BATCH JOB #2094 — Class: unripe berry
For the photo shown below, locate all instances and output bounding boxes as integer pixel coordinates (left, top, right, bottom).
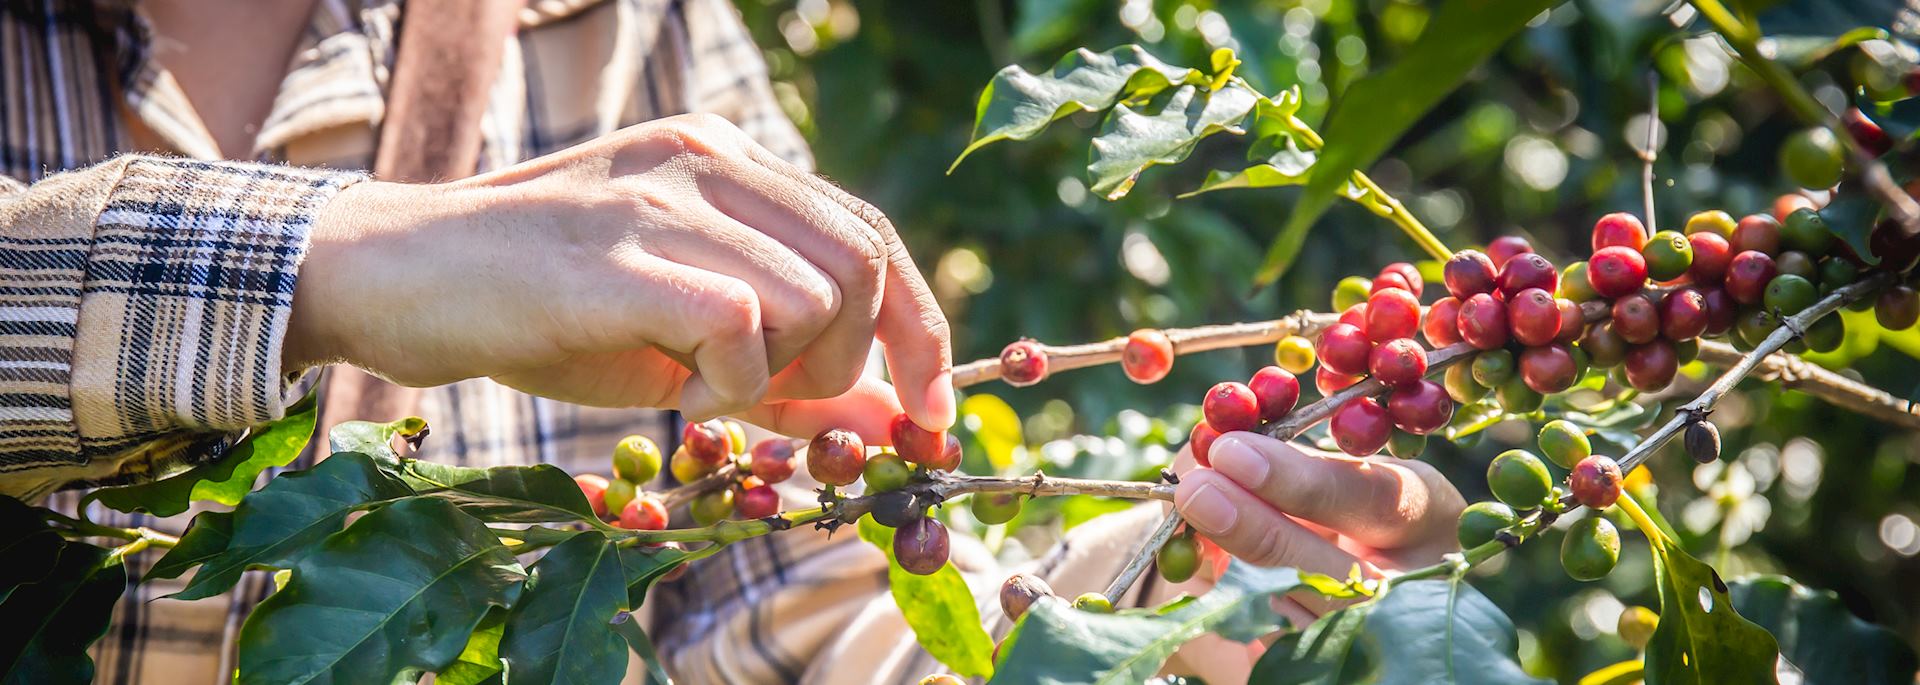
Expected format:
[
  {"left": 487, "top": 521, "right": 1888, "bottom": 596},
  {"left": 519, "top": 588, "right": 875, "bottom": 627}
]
[
  {"left": 1580, "top": 322, "right": 1629, "bottom": 368},
  {"left": 1274, "top": 335, "right": 1316, "bottom": 374},
  {"left": 1487, "top": 450, "right": 1553, "bottom": 509},
  {"left": 1593, "top": 212, "right": 1648, "bottom": 251},
  {"left": 1624, "top": 340, "right": 1679, "bottom": 392},
  {"left": 1559, "top": 261, "right": 1601, "bottom": 302},
  {"left": 1554, "top": 298, "right": 1586, "bottom": 344},
  {"left": 1641, "top": 231, "right": 1694, "bottom": 282},
  {"left": 1486, "top": 236, "right": 1534, "bottom": 269},
  {"left": 1072, "top": 592, "right": 1115, "bottom": 613},
  {"left": 1329, "top": 397, "right": 1392, "bottom": 456},
  {"left": 1315, "top": 323, "right": 1373, "bottom": 375},
  {"left": 808, "top": 428, "right": 868, "bottom": 487},
  {"left": 1687, "top": 232, "right": 1732, "bottom": 284},
  {"left": 1763, "top": 274, "right": 1818, "bottom": 316},
  {"left": 971, "top": 492, "right": 1023, "bottom": 525},
  {"left": 613, "top": 435, "right": 663, "bottom": 484},
  {"left": 1520, "top": 344, "right": 1579, "bottom": 394},
  {"left": 1804, "top": 314, "right": 1846, "bottom": 353},
  {"left": 1457, "top": 293, "right": 1511, "bottom": 350},
  {"left": 1660, "top": 287, "right": 1709, "bottom": 342},
  {"left": 1507, "top": 288, "right": 1561, "bottom": 346},
  {"left": 689, "top": 488, "right": 735, "bottom": 526},
  {"left": 1735, "top": 308, "right": 1777, "bottom": 350},
  {"left": 575, "top": 474, "right": 611, "bottom": 518},
  {"left": 1445, "top": 250, "right": 1499, "bottom": 298},
  {"left": 749, "top": 439, "right": 799, "bottom": 484},
  {"left": 1536, "top": 419, "right": 1591, "bottom": 469},
  {"left": 683, "top": 419, "right": 731, "bottom": 466},
  {"left": 1731, "top": 214, "right": 1782, "bottom": 256},
  {"left": 734, "top": 476, "right": 781, "bottom": 519},
  {"left": 999, "top": 339, "right": 1049, "bottom": 386},
  {"left": 1569, "top": 455, "right": 1623, "bottom": 509},
  {"left": 725, "top": 420, "right": 748, "bottom": 455},
  {"left": 670, "top": 446, "right": 715, "bottom": 484},
  {"left": 863, "top": 453, "right": 912, "bottom": 493},
  {"left": 999, "top": 573, "right": 1054, "bottom": 621},
  {"left": 1334, "top": 276, "right": 1374, "bottom": 311},
  {"left": 1499, "top": 374, "right": 1546, "bottom": 410},
  {"left": 1388, "top": 431, "right": 1427, "bottom": 459},
  {"left": 1775, "top": 250, "right": 1817, "bottom": 281},
  {"left": 1121, "top": 329, "right": 1175, "bottom": 384},
  {"left": 1497, "top": 253, "right": 1559, "bottom": 299},
  {"left": 1157, "top": 531, "right": 1202, "bottom": 583},
  {"left": 894, "top": 517, "right": 950, "bottom": 576},
  {"left": 1611, "top": 293, "right": 1660, "bottom": 344},
  {"left": 1685, "top": 420, "right": 1722, "bottom": 464},
  {"left": 1780, "top": 128, "right": 1846, "bottom": 190},
  {"left": 1188, "top": 420, "right": 1221, "bottom": 467},
  {"left": 1457, "top": 501, "right": 1519, "bottom": 548},
  {"left": 1819, "top": 258, "right": 1859, "bottom": 295},
  {"left": 1379, "top": 262, "right": 1425, "bottom": 295},
  {"left": 1587, "top": 246, "right": 1648, "bottom": 298},
  {"left": 1561, "top": 517, "right": 1622, "bottom": 581},
  {"left": 1316, "top": 367, "right": 1363, "bottom": 396},
  {"left": 1444, "top": 363, "right": 1488, "bottom": 404},
  {"left": 1366, "top": 288, "right": 1422, "bottom": 341},
  {"left": 1203, "top": 382, "right": 1261, "bottom": 433},
  {"left": 1248, "top": 366, "right": 1301, "bottom": 422},
  {"left": 618, "top": 495, "right": 670, "bottom": 531},
  {"left": 1701, "top": 288, "right": 1738, "bottom": 336},
  {"left": 603, "top": 478, "right": 637, "bottom": 517},
  {"left": 889, "top": 413, "right": 946, "bottom": 466},
  {"left": 1877, "top": 285, "right": 1920, "bottom": 329},
  {"left": 1618, "top": 607, "right": 1660, "bottom": 650},
  {"left": 1369, "top": 338, "right": 1428, "bottom": 386},
  {"left": 1781, "top": 208, "right": 1835, "bottom": 256},
  {"left": 1471, "top": 349, "right": 1516, "bottom": 388},
  {"left": 926, "top": 433, "right": 963, "bottom": 473},
  {"left": 1424, "top": 296, "right": 1465, "bottom": 347},
  {"left": 1386, "top": 379, "right": 1453, "bottom": 435},
  {"left": 1685, "top": 210, "right": 1737, "bottom": 237}
]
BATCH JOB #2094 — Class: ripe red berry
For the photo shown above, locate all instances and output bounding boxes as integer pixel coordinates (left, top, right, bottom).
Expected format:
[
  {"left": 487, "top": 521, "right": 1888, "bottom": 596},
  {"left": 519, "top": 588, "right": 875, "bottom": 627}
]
[
  {"left": 1316, "top": 322, "right": 1373, "bottom": 375},
  {"left": 1660, "top": 288, "right": 1709, "bottom": 341},
  {"left": 1203, "top": 382, "right": 1261, "bottom": 433},
  {"left": 1569, "top": 456, "right": 1624, "bottom": 509},
  {"left": 1592, "top": 212, "right": 1648, "bottom": 251},
  {"left": 1487, "top": 236, "right": 1535, "bottom": 269},
  {"left": 1773, "top": 194, "right": 1817, "bottom": 223},
  {"left": 684, "top": 419, "right": 731, "bottom": 466},
  {"left": 575, "top": 474, "right": 611, "bottom": 518},
  {"left": 734, "top": 477, "right": 781, "bottom": 519},
  {"left": 1339, "top": 303, "right": 1369, "bottom": 328},
  {"left": 1497, "top": 253, "right": 1559, "bottom": 298},
  {"left": 1611, "top": 293, "right": 1661, "bottom": 344},
  {"left": 1731, "top": 214, "right": 1783, "bottom": 256},
  {"left": 1624, "top": 341, "right": 1679, "bottom": 391},
  {"left": 1725, "top": 251, "right": 1778, "bottom": 304},
  {"left": 926, "top": 433, "right": 963, "bottom": 473},
  {"left": 1366, "top": 288, "right": 1422, "bottom": 341},
  {"left": 749, "top": 439, "right": 799, "bottom": 484},
  {"left": 1188, "top": 420, "right": 1222, "bottom": 467},
  {"left": 618, "top": 495, "right": 670, "bottom": 530},
  {"left": 1316, "top": 367, "right": 1363, "bottom": 396},
  {"left": 999, "top": 339, "right": 1049, "bottom": 386},
  {"left": 1554, "top": 298, "right": 1585, "bottom": 344},
  {"left": 807, "top": 428, "right": 867, "bottom": 487},
  {"left": 1457, "top": 293, "right": 1511, "bottom": 350},
  {"left": 1520, "top": 344, "right": 1579, "bottom": 394},
  {"left": 1424, "top": 297, "right": 1465, "bottom": 347},
  {"left": 1587, "top": 246, "right": 1649, "bottom": 298},
  {"left": 1371, "top": 271, "right": 1415, "bottom": 294},
  {"left": 1379, "top": 262, "right": 1425, "bottom": 294},
  {"left": 1877, "top": 285, "right": 1920, "bottom": 329},
  {"left": 1121, "top": 329, "right": 1176, "bottom": 384},
  {"left": 1369, "top": 338, "right": 1428, "bottom": 385},
  {"left": 1507, "top": 288, "right": 1562, "bottom": 346},
  {"left": 1248, "top": 366, "right": 1301, "bottom": 422},
  {"left": 894, "top": 517, "right": 951, "bottom": 576},
  {"left": 1329, "top": 397, "right": 1393, "bottom": 456},
  {"left": 1701, "top": 288, "right": 1738, "bottom": 335},
  {"left": 1444, "top": 250, "right": 1499, "bottom": 298},
  {"left": 1386, "top": 380, "right": 1453, "bottom": 435},
  {"left": 1845, "top": 107, "right": 1894, "bottom": 157},
  {"left": 1687, "top": 232, "right": 1732, "bottom": 284},
  {"left": 890, "top": 413, "right": 947, "bottom": 466}
]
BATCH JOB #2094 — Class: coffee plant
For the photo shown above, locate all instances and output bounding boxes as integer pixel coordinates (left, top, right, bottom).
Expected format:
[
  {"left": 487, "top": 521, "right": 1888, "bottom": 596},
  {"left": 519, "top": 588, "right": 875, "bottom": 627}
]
[{"left": 13, "top": 2, "right": 1920, "bottom": 684}]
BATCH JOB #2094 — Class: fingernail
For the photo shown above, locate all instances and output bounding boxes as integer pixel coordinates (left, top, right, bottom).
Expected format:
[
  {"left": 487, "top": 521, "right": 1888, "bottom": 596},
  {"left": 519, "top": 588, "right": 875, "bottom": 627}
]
[
  {"left": 1210, "top": 436, "right": 1269, "bottom": 488},
  {"left": 1180, "top": 483, "right": 1238, "bottom": 535},
  {"left": 921, "top": 370, "right": 956, "bottom": 430}
]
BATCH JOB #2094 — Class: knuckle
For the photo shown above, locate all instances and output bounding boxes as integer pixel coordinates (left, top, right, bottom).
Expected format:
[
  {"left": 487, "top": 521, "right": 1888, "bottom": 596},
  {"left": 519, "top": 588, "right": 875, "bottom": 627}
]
[{"left": 1245, "top": 528, "right": 1299, "bottom": 567}]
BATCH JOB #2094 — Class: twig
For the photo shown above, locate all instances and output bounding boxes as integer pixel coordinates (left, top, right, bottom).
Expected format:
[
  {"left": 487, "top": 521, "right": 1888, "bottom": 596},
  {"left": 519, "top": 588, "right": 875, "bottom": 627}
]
[
  {"left": 1692, "top": 340, "right": 1920, "bottom": 429},
  {"left": 952, "top": 312, "right": 1337, "bottom": 387},
  {"left": 1640, "top": 70, "right": 1660, "bottom": 233},
  {"left": 659, "top": 462, "right": 741, "bottom": 510},
  {"left": 1278, "top": 109, "right": 1454, "bottom": 262},
  {"left": 43, "top": 511, "right": 180, "bottom": 550},
  {"left": 1103, "top": 509, "right": 1181, "bottom": 603}
]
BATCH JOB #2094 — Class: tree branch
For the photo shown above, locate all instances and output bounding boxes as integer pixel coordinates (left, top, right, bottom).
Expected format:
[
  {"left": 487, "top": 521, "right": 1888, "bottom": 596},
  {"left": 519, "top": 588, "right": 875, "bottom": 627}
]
[{"left": 952, "top": 312, "right": 1337, "bottom": 388}]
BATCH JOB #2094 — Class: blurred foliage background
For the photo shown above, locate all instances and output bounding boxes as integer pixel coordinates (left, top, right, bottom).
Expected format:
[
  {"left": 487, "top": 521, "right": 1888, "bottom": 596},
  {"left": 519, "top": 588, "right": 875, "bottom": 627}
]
[{"left": 732, "top": 0, "right": 1920, "bottom": 680}]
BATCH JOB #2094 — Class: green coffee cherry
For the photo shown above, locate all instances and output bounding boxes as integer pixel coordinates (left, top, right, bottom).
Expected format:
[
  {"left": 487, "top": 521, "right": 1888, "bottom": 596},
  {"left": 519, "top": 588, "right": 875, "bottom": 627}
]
[
  {"left": 863, "top": 453, "right": 912, "bottom": 493},
  {"left": 1457, "top": 501, "right": 1519, "bottom": 548},
  {"left": 1487, "top": 450, "right": 1553, "bottom": 509},
  {"left": 1472, "top": 349, "right": 1516, "bottom": 388},
  {"left": 1642, "top": 231, "right": 1694, "bottom": 282},
  {"left": 603, "top": 478, "right": 638, "bottom": 516},
  {"left": 690, "top": 489, "right": 736, "bottom": 526},
  {"left": 1781, "top": 208, "right": 1836, "bottom": 255},
  {"left": 1157, "top": 531, "right": 1201, "bottom": 583},
  {"left": 1805, "top": 314, "right": 1846, "bottom": 353},
  {"left": 1561, "top": 517, "right": 1622, "bottom": 581},
  {"left": 1445, "top": 363, "right": 1489, "bottom": 404},
  {"left": 1780, "top": 129, "right": 1845, "bottom": 190},
  {"left": 1334, "top": 276, "right": 1373, "bottom": 311},
  {"left": 1072, "top": 592, "right": 1114, "bottom": 613},
  {"left": 971, "top": 492, "right": 1024, "bottom": 525},
  {"left": 1496, "top": 376, "right": 1544, "bottom": 413},
  {"left": 1763, "top": 274, "right": 1819, "bottom": 316},
  {"left": 1536, "top": 420, "right": 1591, "bottom": 470},
  {"left": 613, "top": 435, "right": 663, "bottom": 483},
  {"left": 1388, "top": 431, "right": 1427, "bottom": 459}
]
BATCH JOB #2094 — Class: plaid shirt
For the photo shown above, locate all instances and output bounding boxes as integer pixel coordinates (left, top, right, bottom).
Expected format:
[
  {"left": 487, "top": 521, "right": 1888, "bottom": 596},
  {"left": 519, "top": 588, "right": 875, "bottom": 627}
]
[{"left": 0, "top": 2, "right": 1187, "bottom": 683}]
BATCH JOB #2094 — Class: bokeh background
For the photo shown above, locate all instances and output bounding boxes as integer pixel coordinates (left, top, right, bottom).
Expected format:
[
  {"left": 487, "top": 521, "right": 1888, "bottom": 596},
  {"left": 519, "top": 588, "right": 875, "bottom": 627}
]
[{"left": 732, "top": 0, "right": 1920, "bottom": 680}]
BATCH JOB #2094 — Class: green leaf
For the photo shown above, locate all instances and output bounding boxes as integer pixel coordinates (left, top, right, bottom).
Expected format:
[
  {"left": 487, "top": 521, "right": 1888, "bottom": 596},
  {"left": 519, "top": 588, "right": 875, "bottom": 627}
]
[
  {"left": 1729, "top": 575, "right": 1917, "bottom": 684},
  {"left": 236, "top": 497, "right": 526, "bottom": 685},
  {"left": 164, "top": 452, "right": 412, "bottom": 601},
  {"left": 1767, "top": 27, "right": 1889, "bottom": 68},
  {"left": 1086, "top": 83, "right": 1261, "bottom": 199},
  {"left": 0, "top": 497, "right": 64, "bottom": 601},
  {"left": 1183, "top": 88, "right": 1319, "bottom": 197},
  {"left": 400, "top": 460, "right": 605, "bottom": 526},
  {"left": 1184, "top": 140, "right": 1317, "bottom": 196},
  {"left": 1254, "top": 0, "right": 1554, "bottom": 288},
  {"left": 328, "top": 415, "right": 428, "bottom": 467},
  {"left": 87, "top": 393, "right": 318, "bottom": 517},
  {"left": 610, "top": 610, "right": 673, "bottom": 685},
  {"left": 1818, "top": 192, "right": 1881, "bottom": 267},
  {"left": 0, "top": 543, "right": 127, "bottom": 685},
  {"left": 952, "top": 45, "right": 1206, "bottom": 171},
  {"left": 436, "top": 610, "right": 507, "bottom": 685},
  {"left": 857, "top": 515, "right": 994, "bottom": 678},
  {"left": 616, "top": 544, "right": 701, "bottom": 610},
  {"left": 1641, "top": 532, "right": 1782, "bottom": 683},
  {"left": 145, "top": 510, "right": 234, "bottom": 582},
  {"left": 500, "top": 532, "right": 631, "bottom": 685},
  {"left": 1249, "top": 578, "right": 1548, "bottom": 685},
  {"left": 990, "top": 561, "right": 1305, "bottom": 684}
]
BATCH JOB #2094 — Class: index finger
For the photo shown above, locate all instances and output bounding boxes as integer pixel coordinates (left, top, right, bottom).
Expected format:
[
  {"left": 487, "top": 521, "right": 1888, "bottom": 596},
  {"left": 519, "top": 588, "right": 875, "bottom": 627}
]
[{"left": 1203, "top": 432, "right": 1465, "bottom": 549}]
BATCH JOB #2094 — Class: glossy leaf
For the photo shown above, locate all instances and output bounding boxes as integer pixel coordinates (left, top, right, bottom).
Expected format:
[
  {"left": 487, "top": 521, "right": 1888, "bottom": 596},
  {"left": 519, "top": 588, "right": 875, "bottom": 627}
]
[
  {"left": 1248, "top": 578, "right": 1548, "bottom": 685},
  {"left": 1087, "top": 83, "right": 1260, "bottom": 199},
  {"left": 436, "top": 610, "right": 507, "bottom": 685},
  {"left": 501, "top": 532, "right": 631, "bottom": 685},
  {"left": 144, "top": 510, "right": 233, "bottom": 582},
  {"left": 0, "top": 543, "right": 126, "bottom": 685},
  {"left": 1184, "top": 88, "right": 1318, "bottom": 196},
  {"left": 857, "top": 515, "right": 994, "bottom": 679},
  {"left": 1819, "top": 192, "right": 1881, "bottom": 267},
  {"left": 88, "top": 393, "right": 318, "bottom": 517},
  {"left": 952, "top": 45, "right": 1207, "bottom": 170},
  {"left": 328, "top": 415, "right": 428, "bottom": 466},
  {"left": 1641, "top": 532, "right": 1781, "bottom": 683},
  {"left": 1729, "top": 575, "right": 1917, "bottom": 684},
  {"left": 0, "top": 497, "right": 64, "bottom": 601},
  {"left": 400, "top": 460, "right": 604, "bottom": 525},
  {"left": 236, "top": 497, "right": 526, "bottom": 685},
  {"left": 617, "top": 544, "right": 701, "bottom": 610},
  {"left": 609, "top": 610, "right": 673, "bottom": 685}
]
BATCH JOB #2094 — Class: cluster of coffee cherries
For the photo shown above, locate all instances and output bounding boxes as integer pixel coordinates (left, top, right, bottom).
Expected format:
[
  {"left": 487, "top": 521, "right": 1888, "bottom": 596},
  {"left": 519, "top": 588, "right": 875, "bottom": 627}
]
[
  {"left": 1457, "top": 421, "right": 1628, "bottom": 581},
  {"left": 808, "top": 414, "right": 964, "bottom": 575},
  {"left": 572, "top": 419, "right": 803, "bottom": 531}
]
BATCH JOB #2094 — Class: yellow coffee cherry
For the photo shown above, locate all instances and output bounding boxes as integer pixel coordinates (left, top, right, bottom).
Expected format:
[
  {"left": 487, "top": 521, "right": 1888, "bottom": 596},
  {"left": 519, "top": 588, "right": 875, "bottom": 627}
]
[{"left": 1273, "top": 335, "right": 1316, "bottom": 375}]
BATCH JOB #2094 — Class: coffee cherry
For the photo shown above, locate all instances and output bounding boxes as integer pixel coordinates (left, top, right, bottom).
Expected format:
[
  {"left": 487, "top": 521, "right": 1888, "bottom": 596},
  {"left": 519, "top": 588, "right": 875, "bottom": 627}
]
[
  {"left": 1593, "top": 212, "right": 1649, "bottom": 251},
  {"left": 1330, "top": 397, "right": 1392, "bottom": 456},
  {"left": 1378, "top": 262, "right": 1425, "bottom": 294},
  {"left": 1618, "top": 606, "right": 1660, "bottom": 650},
  {"left": 888, "top": 413, "right": 945, "bottom": 467},
  {"left": 1773, "top": 193, "right": 1818, "bottom": 222},
  {"left": 1553, "top": 298, "right": 1586, "bottom": 344},
  {"left": 1372, "top": 271, "right": 1414, "bottom": 294},
  {"left": 919, "top": 675, "right": 965, "bottom": 685},
  {"left": 1520, "top": 344, "right": 1579, "bottom": 394},
  {"left": 1624, "top": 340, "right": 1678, "bottom": 392},
  {"left": 1458, "top": 293, "right": 1511, "bottom": 350},
  {"left": 1678, "top": 233, "right": 1728, "bottom": 287},
  {"left": 999, "top": 339, "right": 1051, "bottom": 387},
  {"left": 1339, "top": 303, "right": 1370, "bottom": 328},
  {"left": 1507, "top": 288, "right": 1561, "bottom": 346},
  {"left": 1734, "top": 308, "right": 1776, "bottom": 350},
  {"left": 612, "top": 435, "right": 663, "bottom": 484},
  {"left": 1388, "top": 431, "right": 1427, "bottom": 459},
  {"left": 1775, "top": 250, "right": 1817, "bottom": 281},
  {"left": 575, "top": 474, "right": 612, "bottom": 518},
  {"left": 1701, "top": 288, "right": 1738, "bottom": 335},
  {"left": 1487, "top": 236, "right": 1535, "bottom": 269},
  {"left": 603, "top": 478, "right": 638, "bottom": 517},
  {"left": 684, "top": 419, "right": 731, "bottom": 466},
  {"left": 1781, "top": 127, "right": 1846, "bottom": 189},
  {"left": 1488, "top": 450, "right": 1553, "bottom": 509},
  {"left": 1685, "top": 210, "right": 1737, "bottom": 237},
  {"left": 1424, "top": 296, "right": 1465, "bottom": 347},
  {"left": 1444, "top": 363, "right": 1489, "bottom": 404},
  {"left": 1763, "top": 274, "right": 1818, "bottom": 317},
  {"left": 1555, "top": 263, "right": 1596, "bottom": 303},
  {"left": 1580, "top": 322, "right": 1629, "bottom": 368},
  {"left": 1471, "top": 349, "right": 1516, "bottom": 388},
  {"left": 1316, "top": 367, "right": 1363, "bottom": 396},
  {"left": 1725, "top": 251, "right": 1778, "bottom": 304},
  {"left": 1732, "top": 214, "right": 1782, "bottom": 256},
  {"left": 735, "top": 477, "right": 781, "bottom": 519},
  {"left": 1611, "top": 293, "right": 1660, "bottom": 344},
  {"left": 1588, "top": 246, "right": 1649, "bottom": 298},
  {"left": 1818, "top": 258, "right": 1860, "bottom": 295},
  {"left": 1458, "top": 501, "right": 1519, "bottom": 548},
  {"left": 1188, "top": 420, "right": 1222, "bottom": 467},
  {"left": 1369, "top": 338, "right": 1428, "bottom": 385},
  {"left": 1203, "top": 382, "right": 1262, "bottom": 433},
  {"left": 808, "top": 428, "right": 868, "bottom": 487},
  {"left": 749, "top": 439, "right": 799, "bottom": 484},
  {"left": 1569, "top": 455, "right": 1623, "bottom": 509},
  {"left": 1366, "top": 288, "right": 1422, "bottom": 341},
  {"left": 1387, "top": 379, "right": 1453, "bottom": 435},
  {"left": 1641, "top": 231, "right": 1694, "bottom": 282},
  {"left": 1072, "top": 592, "right": 1115, "bottom": 613},
  {"left": 1869, "top": 220, "right": 1920, "bottom": 272},
  {"left": 1157, "top": 531, "right": 1202, "bottom": 583},
  {"left": 1801, "top": 314, "right": 1843, "bottom": 353},
  {"left": 864, "top": 453, "right": 912, "bottom": 493},
  {"left": 725, "top": 421, "right": 748, "bottom": 455},
  {"left": 1685, "top": 420, "right": 1722, "bottom": 464},
  {"left": 1537, "top": 420, "right": 1591, "bottom": 469},
  {"left": 1845, "top": 107, "right": 1894, "bottom": 155},
  {"left": 1316, "top": 323, "right": 1372, "bottom": 376},
  {"left": 1497, "top": 253, "right": 1559, "bottom": 299},
  {"left": 1249, "top": 366, "right": 1302, "bottom": 422},
  {"left": 1445, "top": 250, "right": 1499, "bottom": 298},
  {"left": 670, "top": 446, "right": 715, "bottom": 484},
  {"left": 927, "top": 433, "right": 963, "bottom": 473},
  {"left": 1000, "top": 573, "right": 1054, "bottom": 621},
  {"left": 1121, "top": 329, "right": 1176, "bottom": 384},
  {"left": 1561, "top": 517, "right": 1621, "bottom": 581},
  {"left": 1877, "top": 285, "right": 1920, "bottom": 329},
  {"left": 1334, "top": 276, "right": 1374, "bottom": 311},
  {"left": 1660, "top": 287, "right": 1709, "bottom": 342},
  {"left": 970, "top": 492, "right": 1023, "bottom": 525},
  {"left": 1274, "top": 335, "right": 1317, "bottom": 374},
  {"left": 894, "top": 517, "right": 951, "bottom": 575},
  {"left": 618, "top": 495, "right": 670, "bottom": 531},
  {"left": 1500, "top": 374, "right": 1546, "bottom": 412},
  {"left": 690, "top": 488, "right": 735, "bottom": 526},
  {"left": 1781, "top": 208, "right": 1835, "bottom": 255}
]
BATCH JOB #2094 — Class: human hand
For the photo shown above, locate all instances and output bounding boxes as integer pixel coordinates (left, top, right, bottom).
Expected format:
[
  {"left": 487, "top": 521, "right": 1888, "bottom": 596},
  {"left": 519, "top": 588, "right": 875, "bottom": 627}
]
[{"left": 285, "top": 113, "right": 955, "bottom": 436}]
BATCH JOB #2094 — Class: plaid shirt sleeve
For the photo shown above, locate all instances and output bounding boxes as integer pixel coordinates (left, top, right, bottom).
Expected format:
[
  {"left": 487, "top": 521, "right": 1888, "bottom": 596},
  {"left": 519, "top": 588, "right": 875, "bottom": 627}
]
[{"left": 0, "top": 156, "right": 364, "bottom": 499}]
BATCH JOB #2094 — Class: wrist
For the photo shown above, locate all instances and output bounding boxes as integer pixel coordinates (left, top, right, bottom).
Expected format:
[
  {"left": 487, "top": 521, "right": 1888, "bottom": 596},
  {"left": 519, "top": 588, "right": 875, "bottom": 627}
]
[{"left": 284, "top": 181, "right": 413, "bottom": 373}]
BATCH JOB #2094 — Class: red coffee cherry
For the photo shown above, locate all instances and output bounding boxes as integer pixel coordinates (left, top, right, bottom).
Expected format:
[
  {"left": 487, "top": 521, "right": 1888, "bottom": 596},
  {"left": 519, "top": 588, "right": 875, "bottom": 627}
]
[
  {"left": 1121, "top": 329, "right": 1176, "bottom": 384},
  {"left": 1423, "top": 296, "right": 1465, "bottom": 347},
  {"left": 734, "top": 476, "right": 781, "bottom": 519},
  {"left": 1660, "top": 288, "right": 1709, "bottom": 341},
  {"left": 999, "top": 573, "right": 1055, "bottom": 621},
  {"left": 1773, "top": 193, "right": 1817, "bottom": 223},
  {"left": 1339, "top": 303, "right": 1370, "bottom": 328},
  {"left": 926, "top": 433, "right": 963, "bottom": 473},
  {"left": 1316, "top": 367, "right": 1364, "bottom": 396},
  {"left": 1701, "top": 287, "right": 1738, "bottom": 335},
  {"left": 1592, "top": 212, "right": 1648, "bottom": 251},
  {"left": 890, "top": 413, "right": 947, "bottom": 466},
  {"left": 1877, "top": 285, "right": 1920, "bottom": 329},
  {"left": 999, "top": 339, "right": 1049, "bottom": 386},
  {"left": 749, "top": 439, "right": 799, "bottom": 484},
  {"left": 1444, "top": 249, "right": 1499, "bottom": 298},
  {"left": 1580, "top": 322, "right": 1629, "bottom": 368},
  {"left": 1587, "top": 246, "right": 1649, "bottom": 298},
  {"left": 1554, "top": 298, "right": 1586, "bottom": 344},
  {"left": 684, "top": 419, "right": 731, "bottom": 466},
  {"left": 1497, "top": 253, "right": 1560, "bottom": 298},
  {"left": 1457, "top": 293, "right": 1511, "bottom": 350},
  {"left": 1329, "top": 397, "right": 1392, "bottom": 456},
  {"left": 618, "top": 495, "right": 671, "bottom": 530},
  {"left": 1845, "top": 107, "right": 1894, "bottom": 157},
  {"left": 1487, "top": 236, "right": 1535, "bottom": 269},
  {"left": 1316, "top": 322, "right": 1373, "bottom": 375},
  {"left": 1687, "top": 232, "right": 1732, "bottom": 284},
  {"left": 575, "top": 474, "right": 611, "bottom": 518},
  {"left": 1248, "top": 366, "right": 1301, "bottom": 422},
  {"left": 1611, "top": 293, "right": 1661, "bottom": 344},
  {"left": 1724, "top": 251, "right": 1778, "bottom": 304},
  {"left": 894, "top": 517, "right": 951, "bottom": 576},
  {"left": 1386, "top": 379, "right": 1453, "bottom": 435},
  {"left": 807, "top": 428, "right": 868, "bottom": 487},
  {"left": 1203, "top": 382, "right": 1262, "bottom": 433},
  {"left": 1369, "top": 338, "right": 1428, "bottom": 385},
  {"left": 1379, "top": 262, "right": 1425, "bottom": 294},
  {"left": 1507, "top": 288, "right": 1562, "bottom": 346},
  {"left": 1624, "top": 341, "right": 1679, "bottom": 391},
  {"left": 1366, "top": 288, "right": 1423, "bottom": 341},
  {"left": 1520, "top": 344, "right": 1578, "bottom": 394},
  {"left": 1569, "top": 455, "right": 1624, "bottom": 509},
  {"left": 1372, "top": 271, "right": 1415, "bottom": 294},
  {"left": 1188, "top": 421, "right": 1222, "bottom": 467},
  {"left": 1731, "top": 214, "right": 1783, "bottom": 256}
]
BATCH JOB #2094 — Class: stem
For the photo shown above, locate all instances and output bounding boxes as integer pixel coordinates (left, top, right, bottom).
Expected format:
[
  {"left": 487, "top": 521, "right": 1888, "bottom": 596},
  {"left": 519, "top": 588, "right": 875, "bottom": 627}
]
[
  {"left": 1103, "top": 509, "right": 1181, "bottom": 603},
  {"left": 1282, "top": 110, "right": 1452, "bottom": 262},
  {"left": 1692, "top": 340, "right": 1920, "bottom": 429},
  {"left": 1615, "top": 495, "right": 1666, "bottom": 547},
  {"left": 1640, "top": 70, "right": 1660, "bottom": 232},
  {"left": 952, "top": 312, "right": 1337, "bottom": 387},
  {"left": 44, "top": 511, "right": 179, "bottom": 550}
]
